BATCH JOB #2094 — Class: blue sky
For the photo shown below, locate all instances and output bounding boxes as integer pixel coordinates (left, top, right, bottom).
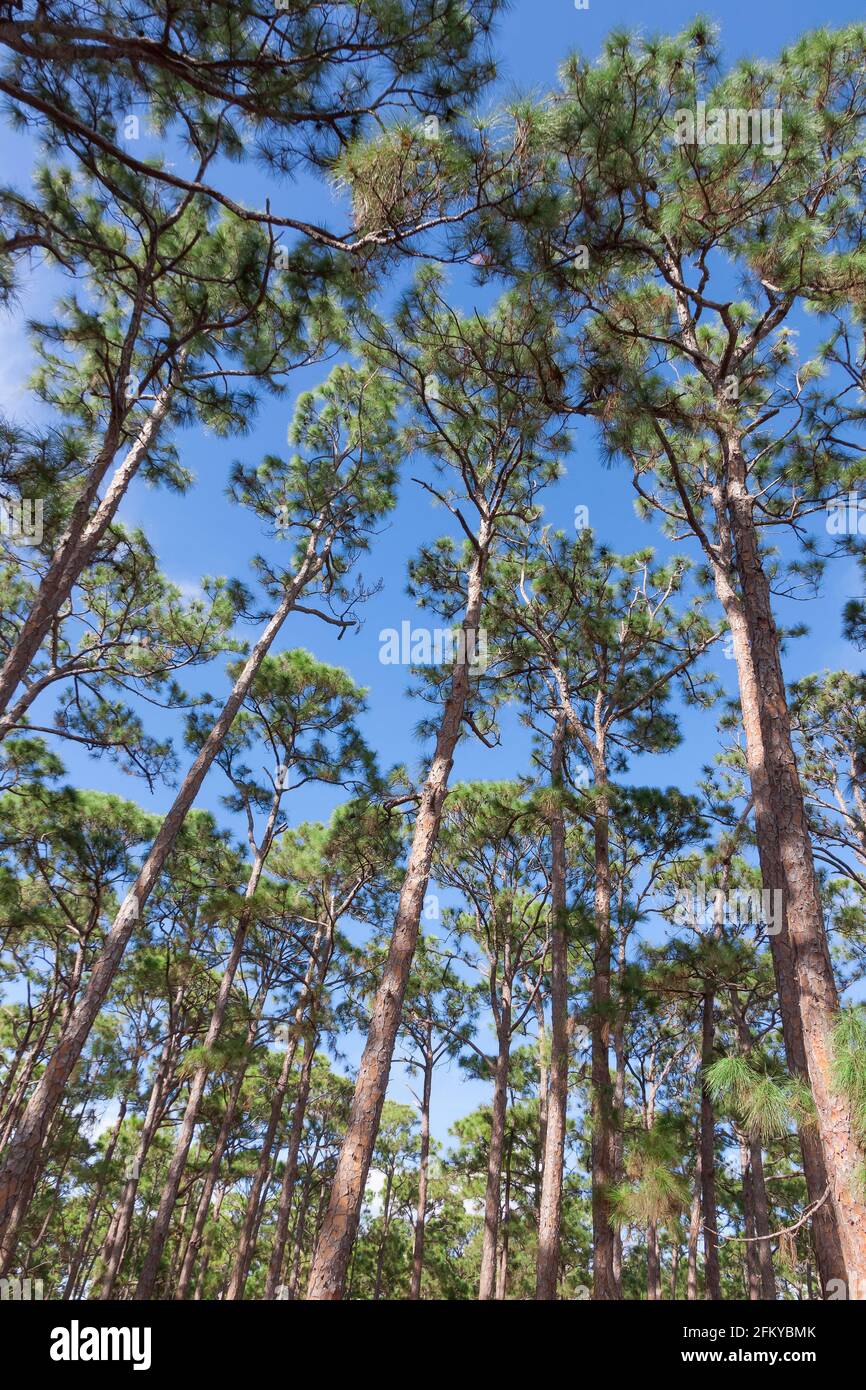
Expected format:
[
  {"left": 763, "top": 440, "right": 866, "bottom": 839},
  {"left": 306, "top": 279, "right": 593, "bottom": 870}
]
[{"left": 3, "top": 0, "right": 865, "bottom": 1149}]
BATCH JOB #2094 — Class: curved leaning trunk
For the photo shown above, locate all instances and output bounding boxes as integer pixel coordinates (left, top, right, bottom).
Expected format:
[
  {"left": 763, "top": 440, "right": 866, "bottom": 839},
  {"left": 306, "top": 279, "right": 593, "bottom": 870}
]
[
  {"left": 306, "top": 534, "right": 490, "bottom": 1300},
  {"left": 711, "top": 475, "right": 859, "bottom": 1288},
  {"left": 536, "top": 713, "right": 568, "bottom": 1300},
  {"left": 0, "top": 369, "right": 182, "bottom": 739},
  {"left": 0, "top": 550, "right": 321, "bottom": 1277}
]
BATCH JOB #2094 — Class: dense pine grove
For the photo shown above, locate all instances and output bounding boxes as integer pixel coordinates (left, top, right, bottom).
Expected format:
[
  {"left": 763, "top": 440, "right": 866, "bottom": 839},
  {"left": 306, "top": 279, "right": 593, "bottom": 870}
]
[{"left": 0, "top": 2, "right": 865, "bottom": 1304}]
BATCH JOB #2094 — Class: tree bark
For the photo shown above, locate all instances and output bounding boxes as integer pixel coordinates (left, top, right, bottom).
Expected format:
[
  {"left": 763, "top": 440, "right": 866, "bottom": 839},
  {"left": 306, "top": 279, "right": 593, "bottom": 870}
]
[
  {"left": 0, "top": 371, "right": 181, "bottom": 737},
  {"left": 0, "top": 549, "right": 321, "bottom": 1276},
  {"left": 536, "top": 712, "right": 568, "bottom": 1299},
  {"left": 479, "top": 982, "right": 511, "bottom": 1302},
  {"left": 306, "top": 531, "right": 490, "bottom": 1300},
  {"left": 409, "top": 1046, "right": 433, "bottom": 1301},
  {"left": 710, "top": 480, "right": 856, "bottom": 1288},
  {"left": 590, "top": 767, "right": 618, "bottom": 1300}
]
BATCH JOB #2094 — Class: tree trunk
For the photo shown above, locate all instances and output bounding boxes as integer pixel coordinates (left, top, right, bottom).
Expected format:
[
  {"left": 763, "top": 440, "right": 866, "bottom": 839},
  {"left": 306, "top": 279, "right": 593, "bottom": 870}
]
[
  {"left": 536, "top": 712, "right": 568, "bottom": 1300},
  {"left": 479, "top": 991, "right": 511, "bottom": 1302},
  {"left": 700, "top": 990, "right": 722, "bottom": 1301},
  {"left": 590, "top": 767, "right": 618, "bottom": 1300},
  {"left": 175, "top": 1010, "right": 260, "bottom": 1301},
  {"left": 687, "top": 1114, "right": 702, "bottom": 1301},
  {"left": 0, "top": 551, "right": 321, "bottom": 1276},
  {"left": 711, "top": 482, "right": 856, "bottom": 1288},
  {"left": 0, "top": 371, "right": 181, "bottom": 737},
  {"left": 306, "top": 533, "right": 490, "bottom": 1300},
  {"left": 98, "top": 1019, "right": 180, "bottom": 1299},
  {"left": 372, "top": 1169, "right": 394, "bottom": 1300},
  {"left": 134, "top": 854, "right": 270, "bottom": 1301},
  {"left": 647, "top": 1219, "right": 661, "bottom": 1300},
  {"left": 264, "top": 1033, "right": 318, "bottom": 1299},
  {"left": 225, "top": 1034, "right": 299, "bottom": 1300},
  {"left": 409, "top": 1048, "right": 433, "bottom": 1301},
  {"left": 62, "top": 1088, "right": 130, "bottom": 1298}
]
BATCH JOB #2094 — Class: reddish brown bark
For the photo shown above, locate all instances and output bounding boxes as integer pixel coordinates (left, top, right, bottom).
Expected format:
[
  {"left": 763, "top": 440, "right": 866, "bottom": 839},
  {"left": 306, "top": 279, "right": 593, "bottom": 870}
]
[
  {"left": 0, "top": 551, "right": 321, "bottom": 1276},
  {"left": 710, "top": 481, "right": 856, "bottom": 1287},
  {"left": 305, "top": 534, "right": 489, "bottom": 1300},
  {"left": 0, "top": 372, "right": 181, "bottom": 738},
  {"left": 535, "top": 713, "right": 568, "bottom": 1300}
]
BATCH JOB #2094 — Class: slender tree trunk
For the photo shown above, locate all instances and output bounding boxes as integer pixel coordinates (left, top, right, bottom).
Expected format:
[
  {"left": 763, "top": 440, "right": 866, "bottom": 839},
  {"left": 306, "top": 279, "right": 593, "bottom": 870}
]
[
  {"left": 372, "top": 1169, "right": 394, "bottom": 1301},
  {"left": 98, "top": 1021, "right": 180, "bottom": 1299},
  {"left": 409, "top": 1048, "right": 433, "bottom": 1301},
  {"left": 590, "top": 762, "right": 618, "bottom": 1300},
  {"left": 225, "top": 1034, "right": 300, "bottom": 1300},
  {"left": 175, "top": 1011, "right": 260, "bottom": 1301},
  {"left": 264, "top": 1033, "right": 318, "bottom": 1299},
  {"left": 687, "top": 1114, "right": 702, "bottom": 1301},
  {"left": 62, "top": 1089, "right": 130, "bottom": 1298},
  {"left": 647, "top": 1220, "right": 661, "bottom": 1301},
  {"left": 0, "top": 549, "right": 321, "bottom": 1276},
  {"left": 712, "top": 472, "right": 863, "bottom": 1287},
  {"left": 306, "top": 534, "right": 490, "bottom": 1300},
  {"left": 750, "top": 1140, "right": 776, "bottom": 1300},
  {"left": 536, "top": 712, "right": 568, "bottom": 1300},
  {"left": 495, "top": 1131, "right": 513, "bottom": 1301},
  {"left": 134, "top": 849, "right": 270, "bottom": 1300},
  {"left": 288, "top": 1175, "right": 314, "bottom": 1300},
  {"left": 700, "top": 990, "right": 722, "bottom": 1301},
  {"left": 479, "top": 991, "right": 511, "bottom": 1302},
  {"left": 0, "top": 372, "right": 181, "bottom": 736}
]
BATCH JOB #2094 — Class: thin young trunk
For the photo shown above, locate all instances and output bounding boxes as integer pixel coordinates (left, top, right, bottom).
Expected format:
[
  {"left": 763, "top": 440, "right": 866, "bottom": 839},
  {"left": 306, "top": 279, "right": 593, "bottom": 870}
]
[
  {"left": 372, "top": 1169, "right": 394, "bottom": 1301},
  {"left": 750, "top": 1140, "right": 776, "bottom": 1300},
  {"left": 62, "top": 1089, "right": 130, "bottom": 1298},
  {"left": 224, "top": 1033, "right": 300, "bottom": 1300},
  {"left": 0, "top": 372, "right": 181, "bottom": 737},
  {"left": 264, "top": 1033, "right": 318, "bottom": 1299},
  {"left": 591, "top": 762, "right": 618, "bottom": 1300},
  {"left": 98, "top": 1020, "right": 180, "bottom": 1299},
  {"left": 134, "top": 845, "right": 271, "bottom": 1300},
  {"left": 409, "top": 1047, "right": 433, "bottom": 1301},
  {"left": 700, "top": 990, "right": 721, "bottom": 1301},
  {"left": 175, "top": 1013, "right": 259, "bottom": 1301},
  {"left": 710, "top": 492, "right": 854, "bottom": 1288},
  {"left": 306, "top": 533, "right": 490, "bottom": 1300},
  {"left": 0, "top": 549, "right": 321, "bottom": 1276},
  {"left": 479, "top": 986, "right": 511, "bottom": 1302},
  {"left": 647, "top": 1220, "right": 661, "bottom": 1301},
  {"left": 687, "top": 1115, "right": 702, "bottom": 1301},
  {"left": 536, "top": 712, "right": 568, "bottom": 1300},
  {"left": 288, "top": 1175, "right": 314, "bottom": 1299},
  {"left": 495, "top": 1130, "right": 513, "bottom": 1301}
]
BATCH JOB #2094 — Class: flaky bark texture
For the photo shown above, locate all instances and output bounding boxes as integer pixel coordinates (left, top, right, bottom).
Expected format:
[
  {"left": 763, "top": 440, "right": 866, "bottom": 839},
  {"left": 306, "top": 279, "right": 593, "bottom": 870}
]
[
  {"left": 535, "top": 714, "right": 568, "bottom": 1300},
  {"left": 710, "top": 472, "right": 858, "bottom": 1287}
]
